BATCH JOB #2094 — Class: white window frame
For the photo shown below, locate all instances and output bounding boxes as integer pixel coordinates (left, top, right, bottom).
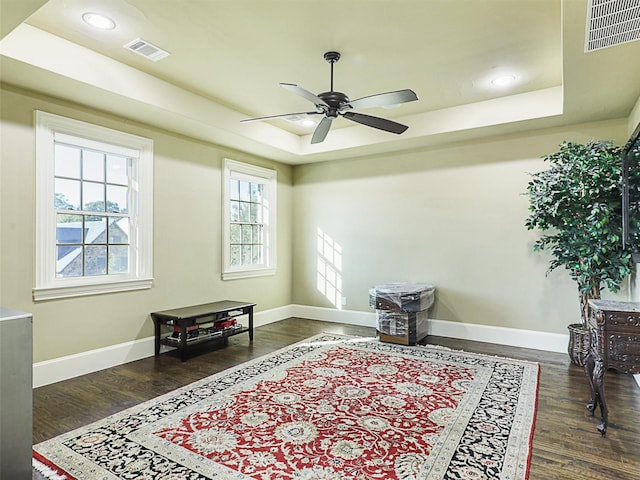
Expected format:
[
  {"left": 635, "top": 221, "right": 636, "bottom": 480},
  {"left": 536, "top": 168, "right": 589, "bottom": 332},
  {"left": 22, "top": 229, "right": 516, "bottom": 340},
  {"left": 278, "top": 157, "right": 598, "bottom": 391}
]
[
  {"left": 34, "top": 111, "right": 154, "bottom": 301},
  {"left": 222, "top": 159, "right": 277, "bottom": 280}
]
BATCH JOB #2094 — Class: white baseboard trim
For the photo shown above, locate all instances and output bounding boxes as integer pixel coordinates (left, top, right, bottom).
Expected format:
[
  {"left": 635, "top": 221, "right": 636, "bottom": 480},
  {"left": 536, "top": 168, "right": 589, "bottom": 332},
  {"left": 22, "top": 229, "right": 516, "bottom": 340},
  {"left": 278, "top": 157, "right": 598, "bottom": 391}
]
[
  {"left": 427, "top": 318, "right": 570, "bottom": 353},
  {"left": 33, "top": 337, "right": 156, "bottom": 388},
  {"left": 32, "top": 307, "right": 285, "bottom": 388},
  {"left": 291, "top": 305, "right": 570, "bottom": 354},
  {"left": 33, "top": 304, "right": 572, "bottom": 388}
]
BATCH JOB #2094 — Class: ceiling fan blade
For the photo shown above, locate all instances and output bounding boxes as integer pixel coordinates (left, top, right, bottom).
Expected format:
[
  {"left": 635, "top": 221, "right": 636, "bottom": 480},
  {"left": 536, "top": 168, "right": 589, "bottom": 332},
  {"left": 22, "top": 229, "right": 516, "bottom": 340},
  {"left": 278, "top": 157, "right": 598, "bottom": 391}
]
[
  {"left": 240, "top": 111, "right": 319, "bottom": 123},
  {"left": 311, "top": 116, "right": 333, "bottom": 144},
  {"left": 280, "top": 83, "right": 328, "bottom": 108},
  {"left": 342, "top": 111, "right": 408, "bottom": 134},
  {"left": 348, "top": 89, "right": 418, "bottom": 110}
]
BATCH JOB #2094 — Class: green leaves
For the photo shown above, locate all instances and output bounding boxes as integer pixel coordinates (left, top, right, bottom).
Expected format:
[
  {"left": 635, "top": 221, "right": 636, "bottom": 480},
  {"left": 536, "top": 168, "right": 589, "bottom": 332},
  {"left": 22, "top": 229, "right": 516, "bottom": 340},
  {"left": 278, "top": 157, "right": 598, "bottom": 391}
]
[{"left": 525, "top": 140, "right": 632, "bottom": 298}]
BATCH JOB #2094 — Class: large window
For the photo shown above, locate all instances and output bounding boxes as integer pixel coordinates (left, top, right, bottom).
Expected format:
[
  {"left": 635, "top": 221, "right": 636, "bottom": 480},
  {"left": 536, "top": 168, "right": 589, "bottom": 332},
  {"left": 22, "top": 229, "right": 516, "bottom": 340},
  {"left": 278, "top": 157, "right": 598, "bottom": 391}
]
[
  {"left": 34, "top": 111, "right": 153, "bottom": 300},
  {"left": 222, "top": 159, "right": 276, "bottom": 280}
]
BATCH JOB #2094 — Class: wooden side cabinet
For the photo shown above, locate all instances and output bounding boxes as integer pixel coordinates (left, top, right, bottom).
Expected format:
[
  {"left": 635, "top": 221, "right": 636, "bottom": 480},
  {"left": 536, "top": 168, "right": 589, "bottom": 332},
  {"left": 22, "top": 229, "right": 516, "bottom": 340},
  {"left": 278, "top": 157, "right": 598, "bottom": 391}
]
[{"left": 585, "top": 300, "right": 640, "bottom": 436}]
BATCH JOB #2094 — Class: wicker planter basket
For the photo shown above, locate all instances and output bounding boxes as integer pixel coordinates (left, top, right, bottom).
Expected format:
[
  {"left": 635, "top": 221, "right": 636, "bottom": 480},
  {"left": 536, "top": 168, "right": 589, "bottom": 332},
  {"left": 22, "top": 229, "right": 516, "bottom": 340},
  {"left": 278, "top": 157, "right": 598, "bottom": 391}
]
[{"left": 568, "top": 323, "right": 590, "bottom": 366}]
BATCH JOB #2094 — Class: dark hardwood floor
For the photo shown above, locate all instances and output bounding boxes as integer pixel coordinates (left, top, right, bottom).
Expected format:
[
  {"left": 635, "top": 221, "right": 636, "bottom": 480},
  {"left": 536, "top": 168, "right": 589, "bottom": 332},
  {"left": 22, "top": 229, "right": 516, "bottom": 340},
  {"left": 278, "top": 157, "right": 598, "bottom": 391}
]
[{"left": 33, "top": 318, "right": 640, "bottom": 479}]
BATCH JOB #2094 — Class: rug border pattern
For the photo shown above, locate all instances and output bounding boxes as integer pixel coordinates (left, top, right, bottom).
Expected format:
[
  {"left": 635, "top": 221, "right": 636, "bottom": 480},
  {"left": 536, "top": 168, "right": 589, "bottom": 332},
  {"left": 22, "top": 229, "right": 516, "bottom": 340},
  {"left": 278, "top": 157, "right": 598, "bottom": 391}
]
[{"left": 33, "top": 334, "right": 539, "bottom": 480}]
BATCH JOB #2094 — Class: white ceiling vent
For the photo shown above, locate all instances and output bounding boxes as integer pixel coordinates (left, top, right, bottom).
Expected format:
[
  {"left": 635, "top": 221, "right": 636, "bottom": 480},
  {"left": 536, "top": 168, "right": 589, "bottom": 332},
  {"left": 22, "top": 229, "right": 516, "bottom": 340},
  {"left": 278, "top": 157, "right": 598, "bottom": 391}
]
[
  {"left": 585, "top": 0, "right": 640, "bottom": 52},
  {"left": 123, "top": 38, "right": 170, "bottom": 62}
]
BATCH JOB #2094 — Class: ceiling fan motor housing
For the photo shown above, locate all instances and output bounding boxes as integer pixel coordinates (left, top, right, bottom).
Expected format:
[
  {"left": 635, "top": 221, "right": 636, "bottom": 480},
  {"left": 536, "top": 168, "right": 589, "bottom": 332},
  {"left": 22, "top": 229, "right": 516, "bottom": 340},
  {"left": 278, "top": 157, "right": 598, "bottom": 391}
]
[{"left": 318, "top": 91, "right": 351, "bottom": 117}]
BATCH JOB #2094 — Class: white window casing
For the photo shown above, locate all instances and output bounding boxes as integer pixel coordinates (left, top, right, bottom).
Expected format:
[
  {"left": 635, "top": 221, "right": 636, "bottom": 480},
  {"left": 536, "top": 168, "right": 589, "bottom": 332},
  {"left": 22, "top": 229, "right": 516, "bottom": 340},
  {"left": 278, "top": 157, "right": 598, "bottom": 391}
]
[
  {"left": 222, "top": 159, "right": 277, "bottom": 280},
  {"left": 34, "top": 111, "right": 154, "bottom": 301}
]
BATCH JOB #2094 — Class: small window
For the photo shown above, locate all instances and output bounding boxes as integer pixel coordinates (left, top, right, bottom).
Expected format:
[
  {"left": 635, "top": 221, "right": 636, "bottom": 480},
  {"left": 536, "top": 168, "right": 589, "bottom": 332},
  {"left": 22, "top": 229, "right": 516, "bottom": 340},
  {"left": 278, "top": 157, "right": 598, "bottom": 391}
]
[
  {"left": 222, "top": 159, "right": 276, "bottom": 280},
  {"left": 34, "top": 111, "right": 154, "bottom": 300}
]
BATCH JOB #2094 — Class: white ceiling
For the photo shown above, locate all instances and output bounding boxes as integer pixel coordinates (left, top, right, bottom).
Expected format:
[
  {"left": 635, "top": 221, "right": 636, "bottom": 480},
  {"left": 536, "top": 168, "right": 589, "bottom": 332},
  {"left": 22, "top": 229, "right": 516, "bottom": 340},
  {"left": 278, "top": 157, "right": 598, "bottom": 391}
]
[{"left": 1, "top": 0, "right": 639, "bottom": 164}]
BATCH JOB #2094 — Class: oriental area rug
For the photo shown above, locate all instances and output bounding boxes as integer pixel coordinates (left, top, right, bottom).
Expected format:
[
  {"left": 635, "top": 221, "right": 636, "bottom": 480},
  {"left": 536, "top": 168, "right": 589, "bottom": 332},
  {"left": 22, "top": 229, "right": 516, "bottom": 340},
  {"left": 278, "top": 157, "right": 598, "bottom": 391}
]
[{"left": 33, "top": 334, "right": 539, "bottom": 480}]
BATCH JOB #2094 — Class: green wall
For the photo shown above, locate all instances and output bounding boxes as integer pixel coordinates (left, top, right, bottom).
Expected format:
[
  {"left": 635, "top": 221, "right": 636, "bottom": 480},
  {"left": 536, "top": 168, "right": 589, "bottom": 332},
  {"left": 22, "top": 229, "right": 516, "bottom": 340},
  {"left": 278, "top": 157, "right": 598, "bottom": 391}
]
[
  {"left": 292, "top": 119, "right": 631, "bottom": 334},
  {"left": 1, "top": 82, "right": 636, "bottom": 364},
  {"left": 0, "top": 85, "right": 293, "bottom": 362}
]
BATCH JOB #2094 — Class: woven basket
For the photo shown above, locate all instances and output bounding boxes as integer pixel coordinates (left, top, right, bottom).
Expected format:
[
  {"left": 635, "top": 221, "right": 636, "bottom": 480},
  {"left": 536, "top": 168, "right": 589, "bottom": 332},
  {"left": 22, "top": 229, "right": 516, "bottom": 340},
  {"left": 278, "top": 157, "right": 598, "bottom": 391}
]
[{"left": 567, "top": 323, "right": 590, "bottom": 366}]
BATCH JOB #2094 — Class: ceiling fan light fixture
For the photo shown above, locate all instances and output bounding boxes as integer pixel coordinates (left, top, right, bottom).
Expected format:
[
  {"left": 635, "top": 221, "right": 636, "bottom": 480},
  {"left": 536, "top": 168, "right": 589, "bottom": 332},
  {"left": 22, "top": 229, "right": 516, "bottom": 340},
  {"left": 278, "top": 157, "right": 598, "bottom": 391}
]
[{"left": 82, "top": 12, "right": 116, "bottom": 30}]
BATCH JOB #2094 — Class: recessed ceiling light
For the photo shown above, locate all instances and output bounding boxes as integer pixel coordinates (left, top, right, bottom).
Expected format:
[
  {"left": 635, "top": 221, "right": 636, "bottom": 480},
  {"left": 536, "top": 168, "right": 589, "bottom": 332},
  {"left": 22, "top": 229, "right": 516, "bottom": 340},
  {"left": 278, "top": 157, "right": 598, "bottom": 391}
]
[
  {"left": 491, "top": 75, "right": 516, "bottom": 87},
  {"left": 82, "top": 12, "right": 116, "bottom": 30},
  {"left": 300, "top": 118, "right": 317, "bottom": 127}
]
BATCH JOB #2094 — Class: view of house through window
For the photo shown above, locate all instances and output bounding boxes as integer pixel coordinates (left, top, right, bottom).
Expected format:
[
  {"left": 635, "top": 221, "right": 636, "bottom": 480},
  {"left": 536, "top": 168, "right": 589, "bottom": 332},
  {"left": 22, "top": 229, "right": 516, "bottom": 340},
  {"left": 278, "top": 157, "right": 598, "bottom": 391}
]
[
  {"left": 54, "top": 143, "right": 132, "bottom": 277},
  {"left": 34, "top": 111, "right": 154, "bottom": 301}
]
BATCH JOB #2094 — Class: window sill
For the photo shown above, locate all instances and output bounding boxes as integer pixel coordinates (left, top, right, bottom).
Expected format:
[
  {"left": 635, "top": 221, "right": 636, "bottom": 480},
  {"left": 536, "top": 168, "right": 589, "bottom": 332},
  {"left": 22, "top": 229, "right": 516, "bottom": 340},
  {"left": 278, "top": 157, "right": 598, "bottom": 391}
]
[
  {"left": 33, "top": 278, "right": 153, "bottom": 302},
  {"left": 222, "top": 268, "right": 276, "bottom": 281}
]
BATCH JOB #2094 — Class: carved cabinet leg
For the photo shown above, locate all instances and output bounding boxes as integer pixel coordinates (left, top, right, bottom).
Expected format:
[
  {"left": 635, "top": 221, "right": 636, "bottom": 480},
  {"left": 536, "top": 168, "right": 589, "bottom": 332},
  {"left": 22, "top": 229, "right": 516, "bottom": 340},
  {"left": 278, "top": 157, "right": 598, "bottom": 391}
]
[
  {"left": 591, "top": 356, "right": 608, "bottom": 436},
  {"left": 584, "top": 355, "right": 598, "bottom": 415}
]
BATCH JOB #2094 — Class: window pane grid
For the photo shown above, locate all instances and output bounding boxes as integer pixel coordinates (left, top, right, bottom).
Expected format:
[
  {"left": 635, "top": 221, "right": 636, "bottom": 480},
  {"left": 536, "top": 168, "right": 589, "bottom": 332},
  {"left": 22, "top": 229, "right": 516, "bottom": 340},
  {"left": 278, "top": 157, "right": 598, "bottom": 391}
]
[
  {"left": 54, "top": 142, "right": 131, "bottom": 278},
  {"left": 223, "top": 159, "right": 275, "bottom": 279},
  {"left": 229, "top": 179, "right": 265, "bottom": 267}
]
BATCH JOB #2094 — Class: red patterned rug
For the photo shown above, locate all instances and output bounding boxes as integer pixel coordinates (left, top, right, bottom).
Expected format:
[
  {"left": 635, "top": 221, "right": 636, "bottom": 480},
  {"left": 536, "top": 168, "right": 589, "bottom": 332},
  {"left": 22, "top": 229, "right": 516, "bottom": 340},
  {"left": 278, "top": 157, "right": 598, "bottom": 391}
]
[{"left": 33, "top": 334, "right": 539, "bottom": 479}]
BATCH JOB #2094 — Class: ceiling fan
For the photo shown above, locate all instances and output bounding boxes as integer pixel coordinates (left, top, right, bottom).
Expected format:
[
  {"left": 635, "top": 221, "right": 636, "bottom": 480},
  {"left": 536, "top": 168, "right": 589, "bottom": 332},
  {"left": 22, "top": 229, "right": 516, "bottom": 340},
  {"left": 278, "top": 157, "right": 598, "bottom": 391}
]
[{"left": 241, "top": 51, "right": 419, "bottom": 144}]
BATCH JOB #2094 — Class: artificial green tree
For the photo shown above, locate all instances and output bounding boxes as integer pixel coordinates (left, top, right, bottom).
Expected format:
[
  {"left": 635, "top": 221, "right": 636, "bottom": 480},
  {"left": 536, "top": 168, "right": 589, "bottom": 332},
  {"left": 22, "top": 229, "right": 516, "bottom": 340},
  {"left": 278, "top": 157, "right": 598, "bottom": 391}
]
[{"left": 525, "top": 140, "right": 633, "bottom": 328}]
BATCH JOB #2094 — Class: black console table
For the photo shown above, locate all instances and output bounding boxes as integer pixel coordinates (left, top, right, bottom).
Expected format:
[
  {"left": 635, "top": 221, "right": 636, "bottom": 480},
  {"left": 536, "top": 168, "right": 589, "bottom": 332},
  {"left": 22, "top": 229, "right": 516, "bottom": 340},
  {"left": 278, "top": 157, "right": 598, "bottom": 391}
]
[
  {"left": 151, "top": 300, "right": 255, "bottom": 361},
  {"left": 585, "top": 300, "right": 640, "bottom": 436}
]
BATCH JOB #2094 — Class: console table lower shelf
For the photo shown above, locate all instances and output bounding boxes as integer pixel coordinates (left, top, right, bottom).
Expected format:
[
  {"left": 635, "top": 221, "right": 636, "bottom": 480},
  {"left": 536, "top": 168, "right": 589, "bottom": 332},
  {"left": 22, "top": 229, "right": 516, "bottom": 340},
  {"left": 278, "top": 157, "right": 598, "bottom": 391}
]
[{"left": 151, "top": 300, "right": 255, "bottom": 361}]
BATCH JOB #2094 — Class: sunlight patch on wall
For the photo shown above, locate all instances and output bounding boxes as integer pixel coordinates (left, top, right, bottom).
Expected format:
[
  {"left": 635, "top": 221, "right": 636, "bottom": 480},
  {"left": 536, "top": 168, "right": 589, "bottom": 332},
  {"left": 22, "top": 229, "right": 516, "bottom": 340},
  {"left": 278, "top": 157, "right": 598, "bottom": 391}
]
[{"left": 317, "top": 228, "right": 343, "bottom": 309}]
